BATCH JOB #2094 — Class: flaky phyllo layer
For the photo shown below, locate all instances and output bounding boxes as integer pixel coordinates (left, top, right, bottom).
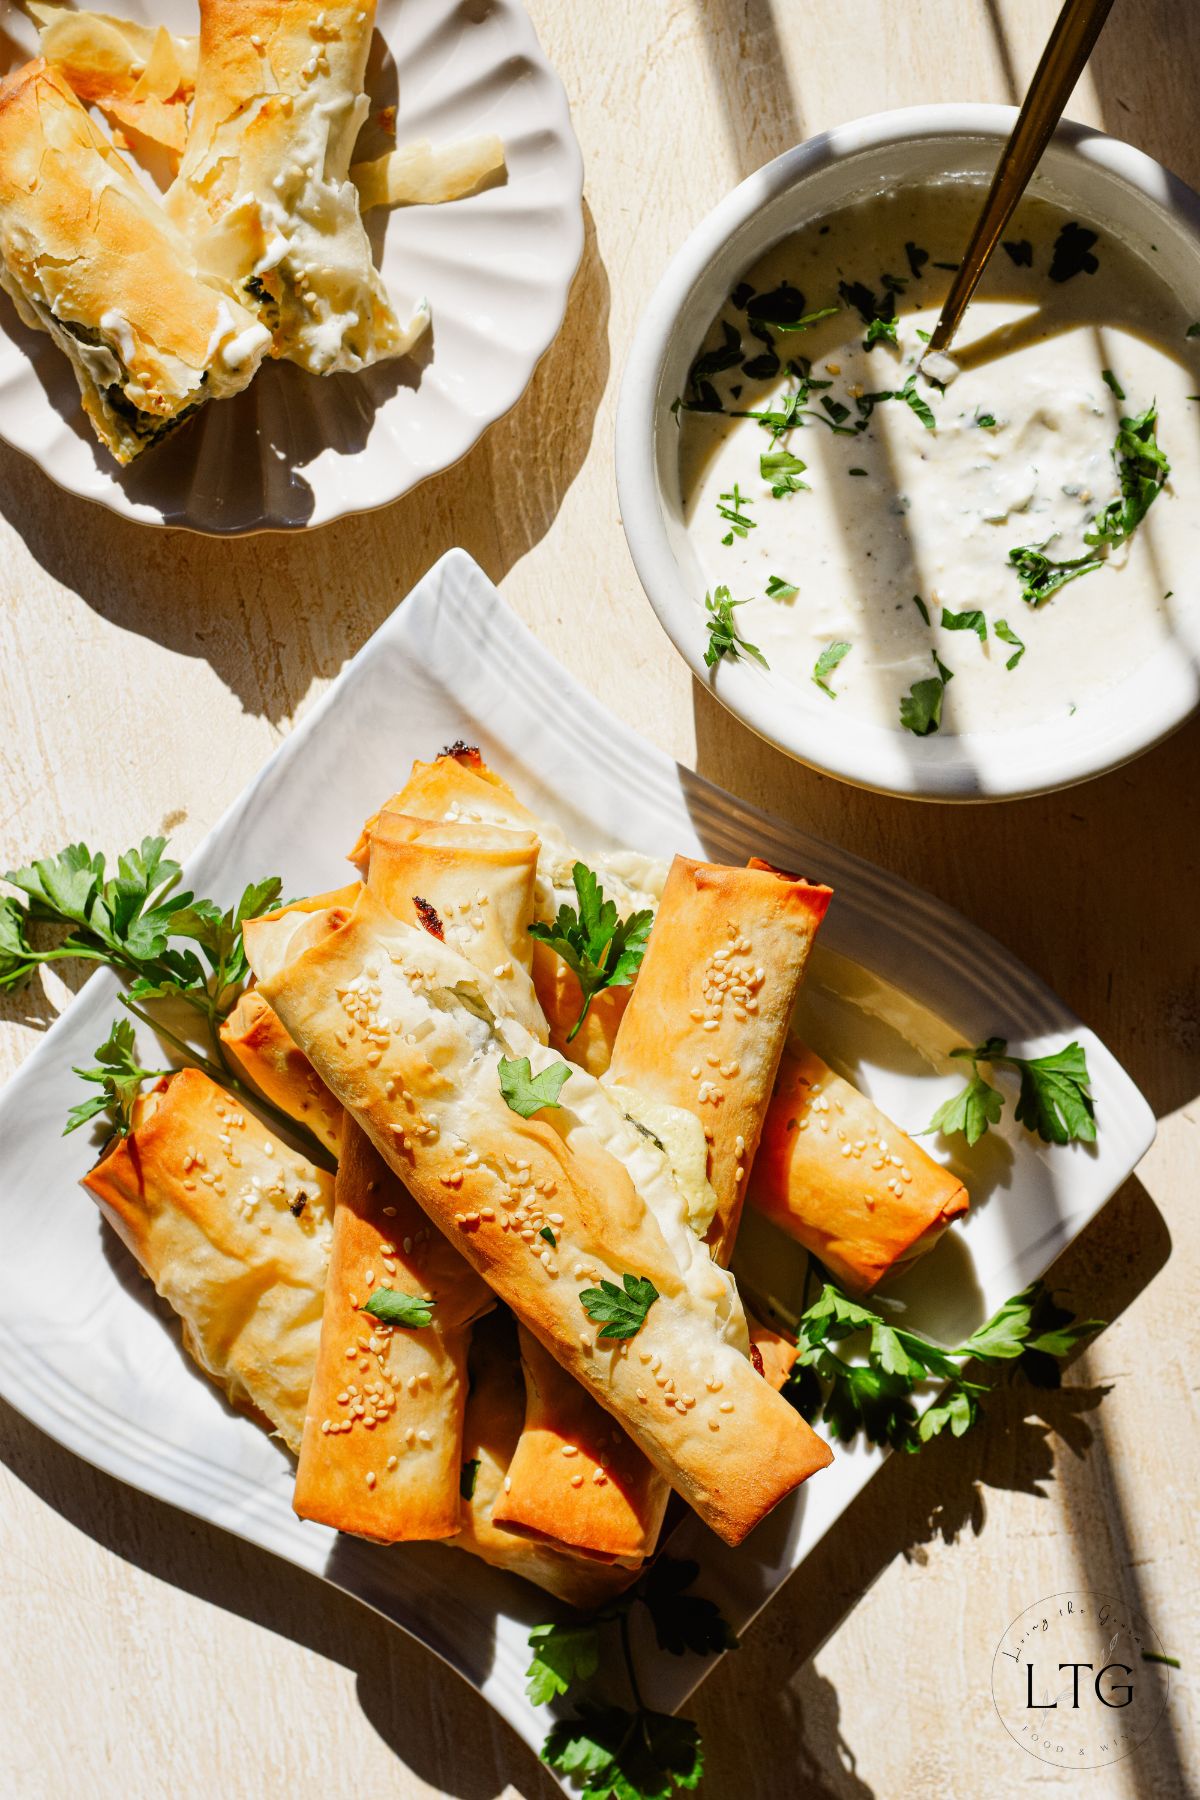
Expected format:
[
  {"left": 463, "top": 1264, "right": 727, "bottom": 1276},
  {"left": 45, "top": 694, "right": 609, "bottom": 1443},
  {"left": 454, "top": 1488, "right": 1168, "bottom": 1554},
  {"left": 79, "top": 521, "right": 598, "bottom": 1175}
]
[
  {"left": 167, "top": 1, "right": 428, "bottom": 375},
  {"left": 0, "top": 60, "right": 269, "bottom": 462}
]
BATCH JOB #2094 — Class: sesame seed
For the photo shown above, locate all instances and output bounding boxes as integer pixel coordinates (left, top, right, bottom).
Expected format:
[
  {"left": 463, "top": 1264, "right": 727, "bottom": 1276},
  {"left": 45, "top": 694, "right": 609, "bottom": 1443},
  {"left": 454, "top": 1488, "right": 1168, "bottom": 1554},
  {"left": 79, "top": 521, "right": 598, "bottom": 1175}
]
[{"left": 365, "top": 1472, "right": 376, "bottom": 1489}]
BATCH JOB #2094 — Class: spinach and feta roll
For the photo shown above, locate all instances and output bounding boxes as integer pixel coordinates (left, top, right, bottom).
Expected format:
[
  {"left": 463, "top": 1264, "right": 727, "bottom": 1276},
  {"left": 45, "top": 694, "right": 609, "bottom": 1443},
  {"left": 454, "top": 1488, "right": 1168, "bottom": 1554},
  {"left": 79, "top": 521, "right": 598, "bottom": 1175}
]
[
  {"left": 167, "top": 0, "right": 427, "bottom": 375},
  {"left": 0, "top": 60, "right": 270, "bottom": 462}
]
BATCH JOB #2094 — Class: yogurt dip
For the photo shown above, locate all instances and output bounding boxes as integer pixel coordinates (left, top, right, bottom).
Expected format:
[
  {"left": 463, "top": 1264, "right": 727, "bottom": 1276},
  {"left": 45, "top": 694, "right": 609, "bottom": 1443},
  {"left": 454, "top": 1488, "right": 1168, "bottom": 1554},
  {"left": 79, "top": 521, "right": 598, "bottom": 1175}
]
[{"left": 678, "top": 182, "right": 1200, "bottom": 736}]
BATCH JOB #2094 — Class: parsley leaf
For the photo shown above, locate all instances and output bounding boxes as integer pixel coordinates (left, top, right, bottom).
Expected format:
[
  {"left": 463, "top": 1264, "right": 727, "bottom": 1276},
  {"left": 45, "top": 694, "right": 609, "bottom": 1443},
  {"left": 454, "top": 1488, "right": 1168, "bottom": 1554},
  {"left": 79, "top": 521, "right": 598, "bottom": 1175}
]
[
  {"left": 539, "top": 1225, "right": 557, "bottom": 1247},
  {"left": 64, "top": 1021, "right": 169, "bottom": 1138},
  {"left": 765, "top": 574, "right": 799, "bottom": 600},
  {"left": 911, "top": 593, "right": 931, "bottom": 626},
  {"left": 1101, "top": 368, "right": 1125, "bottom": 401},
  {"left": 528, "top": 862, "right": 654, "bottom": 1041},
  {"left": 994, "top": 618, "right": 1026, "bottom": 668},
  {"left": 543, "top": 1704, "right": 704, "bottom": 1799},
  {"left": 772, "top": 303, "right": 840, "bottom": 334},
  {"left": 715, "top": 482, "right": 755, "bottom": 544},
  {"left": 579, "top": 1273, "right": 659, "bottom": 1340},
  {"left": 526, "top": 1620, "right": 602, "bottom": 1705},
  {"left": 1048, "top": 221, "right": 1099, "bottom": 283},
  {"left": 928, "top": 1037, "right": 1096, "bottom": 1146},
  {"left": 1002, "top": 238, "right": 1033, "bottom": 267},
  {"left": 1085, "top": 402, "right": 1170, "bottom": 548},
  {"left": 363, "top": 1289, "right": 436, "bottom": 1327},
  {"left": 1008, "top": 539, "right": 1103, "bottom": 606},
  {"left": 760, "top": 447, "right": 808, "bottom": 496},
  {"left": 975, "top": 411, "right": 997, "bottom": 428},
  {"left": 940, "top": 606, "right": 987, "bottom": 643},
  {"left": 838, "top": 279, "right": 898, "bottom": 349},
  {"left": 897, "top": 373, "right": 936, "bottom": 430},
  {"left": 701, "top": 586, "right": 768, "bottom": 670},
  {"left": 812, "top": 640, "right": 851, "bottom": 698},
  {"left": 899, "top": 653, "right": 952, "bottom": 735},
  {"left": 926, "top": 1065, "right": 1004, "bottom": 1147},
  {"left": 686, "top": 320, "right": 742, "bottom": 390},
  {"left": 640, "top": 1557, "right": 739, "bottom": 1657},
  {"left": 0, "top": 895, "right": 37, "bottom": 993},
  {"left": 498, "top": 1055, "right": 573, "bottom": 1118}
]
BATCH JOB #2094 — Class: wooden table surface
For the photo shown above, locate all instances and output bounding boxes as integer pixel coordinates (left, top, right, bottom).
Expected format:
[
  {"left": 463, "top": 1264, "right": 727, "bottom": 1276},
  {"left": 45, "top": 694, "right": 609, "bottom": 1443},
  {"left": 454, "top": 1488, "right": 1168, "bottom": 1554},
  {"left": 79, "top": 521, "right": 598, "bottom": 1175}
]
[{"left": 1, "top": 3, "right": 1197, "bottom": 1795}]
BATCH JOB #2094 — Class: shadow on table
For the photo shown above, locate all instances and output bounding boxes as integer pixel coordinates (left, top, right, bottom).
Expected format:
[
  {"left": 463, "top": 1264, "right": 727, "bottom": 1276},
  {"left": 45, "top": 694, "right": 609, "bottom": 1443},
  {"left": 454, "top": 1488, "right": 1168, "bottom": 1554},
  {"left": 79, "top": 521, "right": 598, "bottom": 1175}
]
[
  {"left": 690, "top": 1173, "right": 1181, "bottom": 1797},
  {"left": 0, "top": 197, "right": 611, "bottom": 730},
  {"left": 0, "top": 1391, "right": 562, "bottom": 1800}
]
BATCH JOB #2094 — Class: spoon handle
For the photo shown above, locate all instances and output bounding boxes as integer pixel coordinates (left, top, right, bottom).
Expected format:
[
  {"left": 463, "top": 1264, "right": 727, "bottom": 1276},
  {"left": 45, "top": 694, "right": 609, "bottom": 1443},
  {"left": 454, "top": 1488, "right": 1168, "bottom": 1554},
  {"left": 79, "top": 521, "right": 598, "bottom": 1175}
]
[{"left": 926, "top": 0, "right": 1116, "bottom": 356}]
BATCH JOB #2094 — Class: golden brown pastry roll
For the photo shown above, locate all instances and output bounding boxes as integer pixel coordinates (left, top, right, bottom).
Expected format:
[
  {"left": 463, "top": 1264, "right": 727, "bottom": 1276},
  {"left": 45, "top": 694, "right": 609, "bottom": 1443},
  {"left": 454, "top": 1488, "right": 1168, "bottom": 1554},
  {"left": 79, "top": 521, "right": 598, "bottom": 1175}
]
[
  {"left": 167, "top": 0, "right": 425, "bottom": 374},
  {"left": 81, "top": 1068, "right": 333, "bottom": 1451},
  {"left": 449, "top": 1312, "right": 640, "bottom": 1610},
  {"left": 221, "top": 988, "right": 344, "bottom": 1159},
  {"left": 748, "top": 1310, "right": 800, "bottom": 1390},
  {"left": 245, "top": 889, "right": 832, "bottom": 1546},
  {"left": 607, "top": 856, "right": 832, "bottom": 1262},
  {"left": 748, "top": 1041, "right": 970, "bottom": 1293},
  {"left": 363, "top": 813, "right": 545, "bottom": 1038},
  {"left": 490, "top": 1326, "right": 664, "bottom": 1568},
  {"left": 0, "top": 61, "right": 270, "bottom": 463},
  {"left": 292, "top": 1121, "right": 492, "bottom": 1542},
  {"left": 351, "top": 748, "right": 665, "bottom": 1071}
]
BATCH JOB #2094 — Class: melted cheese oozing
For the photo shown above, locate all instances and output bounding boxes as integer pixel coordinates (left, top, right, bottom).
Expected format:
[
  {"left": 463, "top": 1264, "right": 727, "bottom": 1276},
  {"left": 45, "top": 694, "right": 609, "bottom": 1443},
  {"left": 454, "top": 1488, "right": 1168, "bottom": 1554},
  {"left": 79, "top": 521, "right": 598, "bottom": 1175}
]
[{"left": 680, "top": 182, "right": 1200, "bottom": 736}]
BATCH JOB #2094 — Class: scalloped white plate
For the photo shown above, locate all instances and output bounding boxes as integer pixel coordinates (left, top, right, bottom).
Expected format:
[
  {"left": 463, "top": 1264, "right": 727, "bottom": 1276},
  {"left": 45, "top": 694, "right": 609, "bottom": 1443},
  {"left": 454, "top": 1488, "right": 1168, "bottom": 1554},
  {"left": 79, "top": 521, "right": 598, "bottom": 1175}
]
[
  {"left": 0, "top": 552, "right": 1154, "bottom": 1783},
  {"left": 0, "top": 1, "right": 583, "bottom": 533}
]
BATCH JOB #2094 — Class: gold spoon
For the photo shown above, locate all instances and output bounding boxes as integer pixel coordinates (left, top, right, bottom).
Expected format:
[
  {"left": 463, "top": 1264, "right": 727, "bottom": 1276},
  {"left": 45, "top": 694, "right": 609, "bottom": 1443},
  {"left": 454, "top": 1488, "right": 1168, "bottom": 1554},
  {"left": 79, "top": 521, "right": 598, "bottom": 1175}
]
[{"left": 923, "top": 0, "right": 1117, "bottom": 364}]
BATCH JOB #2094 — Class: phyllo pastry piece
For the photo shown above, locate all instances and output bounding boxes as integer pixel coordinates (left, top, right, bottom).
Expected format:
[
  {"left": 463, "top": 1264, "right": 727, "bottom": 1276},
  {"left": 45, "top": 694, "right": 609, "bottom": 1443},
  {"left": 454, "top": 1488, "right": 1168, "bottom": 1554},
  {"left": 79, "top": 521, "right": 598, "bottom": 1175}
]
[
  {"left": 363, "top": 813, "right": 546, "bottom": 1038},
  {"left": 167, "top": 0, "right": 426, "bottom": 375},
  {"left": 31, "top": 5, "right": 197, "bottom": 155},
  {"left": 0, "top": 61, "right": 271, "bottom": 463},
  {"left": 350, "top": 746, "right": 665, "bottom": 1075},
  {"left": 221, "top": 988, "right": 345, "bottom": 1159},
  {"left": 492, "top": 1325, "right": 664, "bottom": 1568},
  {"left": 607, "top": 856, "right": 832, "bottom": 1262},
  {"left": 293, "top": 1121, "right": 492, "bottom": 1543},
  {"left": 81, "top": 1068, "right": 333, "bottom": 1452},
  {"left": 245, "top": 888, "right": 832, "bottom": 1547},
  {"left": 748, "top": 1041, "right": 970, "bottom": 1293},
  {"left": 450, "top": 1312, "right": 640, "bottom": 1610}
]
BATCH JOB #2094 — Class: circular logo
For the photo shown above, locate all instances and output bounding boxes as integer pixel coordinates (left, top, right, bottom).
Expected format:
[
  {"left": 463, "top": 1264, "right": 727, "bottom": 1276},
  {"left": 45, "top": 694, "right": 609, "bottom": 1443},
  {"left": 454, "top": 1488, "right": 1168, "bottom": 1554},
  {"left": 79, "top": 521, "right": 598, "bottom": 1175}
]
[{"left": 992, "top": 1591, "right": 1171, "bottom": 1770}]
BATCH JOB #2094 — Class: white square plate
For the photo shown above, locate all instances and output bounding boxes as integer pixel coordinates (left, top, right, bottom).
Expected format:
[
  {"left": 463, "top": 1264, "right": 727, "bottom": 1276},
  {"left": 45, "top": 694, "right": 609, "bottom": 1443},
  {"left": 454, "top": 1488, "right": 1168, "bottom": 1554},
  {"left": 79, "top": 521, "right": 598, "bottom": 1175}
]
[{"left": 0, "top": 550, "right": 1154, "bottom": 1778}]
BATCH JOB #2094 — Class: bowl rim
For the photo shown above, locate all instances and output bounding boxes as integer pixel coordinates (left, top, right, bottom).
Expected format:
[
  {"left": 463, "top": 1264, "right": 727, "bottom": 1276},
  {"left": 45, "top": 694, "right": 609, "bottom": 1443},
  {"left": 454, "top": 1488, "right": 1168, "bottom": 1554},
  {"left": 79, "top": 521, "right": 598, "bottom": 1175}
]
[{"left": 615, "top": 101, "right": 1200, "bottom": 802}]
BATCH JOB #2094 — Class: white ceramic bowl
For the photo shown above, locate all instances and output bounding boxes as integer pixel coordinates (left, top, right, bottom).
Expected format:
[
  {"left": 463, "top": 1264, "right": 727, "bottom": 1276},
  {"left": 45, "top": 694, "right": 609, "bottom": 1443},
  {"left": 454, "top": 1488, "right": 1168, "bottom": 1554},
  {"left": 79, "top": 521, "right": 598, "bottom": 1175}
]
[{"left": 616, "top": 104, "right": 1200, "bottom": 800}]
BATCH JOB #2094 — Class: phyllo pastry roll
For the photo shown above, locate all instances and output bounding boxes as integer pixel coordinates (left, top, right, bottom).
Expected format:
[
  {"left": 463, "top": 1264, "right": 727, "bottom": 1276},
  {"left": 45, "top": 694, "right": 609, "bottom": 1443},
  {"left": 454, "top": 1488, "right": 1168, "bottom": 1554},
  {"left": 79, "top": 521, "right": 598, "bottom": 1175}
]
[
  {"left": 490, "top": 1325, "right": 664, "bottom": 1568},
  {"left": 221, "top": 988, "right": 344, "bottom": 1159},
  {"left": 31, "top": 5, "right": 197, "bottom": 156},
  {"left": 81, "top": 1068, "right": 333, "bottom": 1451},
  {"left": 167, "top": 0, "right": 425, "bottom": 375},
  {"left": 748, "top": 1042, "right": 970, "bottom": 1293},
  {"left": 363, "top": 813, "right": 546, "bottom": 1038},
  {"left": 0, "top": 61, "right": 270, "bottom": 463},
  {"left": 293, "top": 1121, "right": 492, "bottom": 1543},
  {"left": 245, "top": 888, "right": 832, "bottom": 1546},
  {"left": 450, "top": 1312, "right": 640, "bottom": 1610},
  {"left": 351, "top": 747, "right": 665, "bottom": 1072},
  {"left": 497, "top": 857, "right": 828, "bottom": 1566},
  {"left": 607, "top": 856, "right": 832, "bottom": 1262}
]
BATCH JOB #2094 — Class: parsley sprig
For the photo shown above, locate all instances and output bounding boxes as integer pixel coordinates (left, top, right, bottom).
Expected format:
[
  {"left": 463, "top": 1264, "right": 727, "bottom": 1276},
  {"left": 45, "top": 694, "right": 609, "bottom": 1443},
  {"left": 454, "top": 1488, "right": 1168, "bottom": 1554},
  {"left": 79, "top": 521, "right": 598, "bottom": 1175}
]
[
  {"left": 1010, "top": 403, "right": 1169, "bottom": 606},
  {"left": 530, "top": 1557, "right": 737, "bottom": 1797},
  {"left": 785, "top": 1277, "right": 1103, "bottom": 1453},
  {"left": 701, "top": 587, "right": 768, "bottom": 671},
  {"left": 528, "top": 863, "right": 654, "bottom": 1042},
  {"left": 498, "top": 1055, "right": 574, "bottom": 1117},
  {"left": 579, "top": 1273, "right": 659, "bottom": 1340},
  {"left": 927, "top": 1037, "right": 1096, "bottom": 1147},
  {"left": 64, "top": 1020, "right": 170, "bottom": 1138},
  {"left": 1, "top": 835, "right": 301, "bottom": 1141}
]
